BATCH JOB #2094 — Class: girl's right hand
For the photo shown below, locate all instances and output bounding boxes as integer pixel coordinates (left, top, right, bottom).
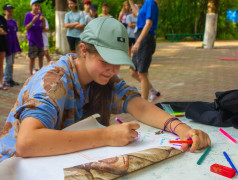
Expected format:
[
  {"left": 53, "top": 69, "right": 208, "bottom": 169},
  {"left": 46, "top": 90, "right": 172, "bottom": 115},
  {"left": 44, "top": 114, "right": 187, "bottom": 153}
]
[{"left": 104, "top": 122, "right": 140, "bottom": 146}]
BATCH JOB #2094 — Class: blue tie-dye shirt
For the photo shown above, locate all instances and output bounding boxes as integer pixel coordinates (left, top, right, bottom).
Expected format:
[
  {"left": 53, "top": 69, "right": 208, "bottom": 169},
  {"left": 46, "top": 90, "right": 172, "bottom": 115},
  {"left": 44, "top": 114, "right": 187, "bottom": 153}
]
[{"left": 0, "top": 55, "right": 140, "bottom": 162}]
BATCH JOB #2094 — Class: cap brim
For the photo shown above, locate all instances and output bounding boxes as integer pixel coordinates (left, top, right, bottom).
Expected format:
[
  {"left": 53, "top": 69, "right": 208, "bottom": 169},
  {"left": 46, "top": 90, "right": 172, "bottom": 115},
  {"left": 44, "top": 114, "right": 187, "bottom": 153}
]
[{"left": 94, "top": 45, "right": 135, "bottom": 69}]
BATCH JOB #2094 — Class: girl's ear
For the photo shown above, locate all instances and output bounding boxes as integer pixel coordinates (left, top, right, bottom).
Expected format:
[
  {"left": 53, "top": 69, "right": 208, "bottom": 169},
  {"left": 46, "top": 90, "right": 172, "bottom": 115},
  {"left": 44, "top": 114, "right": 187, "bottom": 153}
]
[
  {"left": 78, "top": 43, "right": 87, "bottom": 57},
  {"left": 79, "top": 43, "right": 86, "bottom": 52}
]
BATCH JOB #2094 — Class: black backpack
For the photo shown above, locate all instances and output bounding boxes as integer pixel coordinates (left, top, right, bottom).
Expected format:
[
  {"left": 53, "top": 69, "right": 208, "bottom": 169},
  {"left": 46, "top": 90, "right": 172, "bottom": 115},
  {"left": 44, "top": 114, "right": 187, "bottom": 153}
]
[
  {"left": 215, "top": 90, "right": 238, "bottom": 114},
  {"left": 185, "top": 90, "right": 238, "bottom": 128}
]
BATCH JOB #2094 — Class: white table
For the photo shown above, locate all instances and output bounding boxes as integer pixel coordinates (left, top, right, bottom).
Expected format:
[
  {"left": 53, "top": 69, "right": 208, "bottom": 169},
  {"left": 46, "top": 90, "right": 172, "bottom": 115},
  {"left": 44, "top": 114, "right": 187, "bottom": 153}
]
[
  {"left": 0, "top": 117, "right": 237, "bottom": 180},
  {"left": 118, "top": 117, "right": 238, "bottom": 180}
]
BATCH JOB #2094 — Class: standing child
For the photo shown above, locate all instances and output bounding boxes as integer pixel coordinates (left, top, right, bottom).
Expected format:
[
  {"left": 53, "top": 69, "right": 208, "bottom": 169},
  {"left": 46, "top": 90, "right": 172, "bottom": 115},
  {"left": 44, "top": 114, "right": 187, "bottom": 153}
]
[
  {"left": 83, "top": 0, "right": 91, "bottom": 17},
  {"left": 0, "top": 14, "right": 8, "bottom": 90},
  {"left": 65, "top": 0, "right": 85, "bottom": 53},
  {"left": 3, "top": 4, "right": 21, "bottom": 87},
  {"left": 0, "top": 18, "right": 210, "bottom": 162},
  {"left": 39, "top": 7, "right": 51, "bottom": 63},
  {"left": 129, "top": 0, "right": 161, "bottom": 103},
  {"left": 126, "top": 9, "right": 137, "bottom": 57},
  {"left": 24, "top": 0, "right": 45, "bottom": 75},
  {"left": 85, "top": 4, "right": 98, "bottom": 25},
  {"left": 98, "top": 3, "right": 112, "bottom": 17},
  {"left": 118, "top": 1, "right": 130, "bottom": 28}
]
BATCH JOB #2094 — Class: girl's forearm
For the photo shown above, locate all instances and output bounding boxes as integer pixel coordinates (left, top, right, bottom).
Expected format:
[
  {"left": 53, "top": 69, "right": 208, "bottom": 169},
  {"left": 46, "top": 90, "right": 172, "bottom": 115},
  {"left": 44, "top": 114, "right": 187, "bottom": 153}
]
[
  {"left": 127, "top": 97, "right": 192, "bottom": 134},
  {"left": 17, "top": 125, "right": 107, "bottom": 157}
]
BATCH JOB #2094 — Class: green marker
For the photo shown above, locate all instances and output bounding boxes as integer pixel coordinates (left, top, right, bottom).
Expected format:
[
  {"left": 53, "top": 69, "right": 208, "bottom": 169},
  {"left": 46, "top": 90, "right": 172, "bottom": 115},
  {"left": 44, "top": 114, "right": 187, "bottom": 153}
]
[{"left": 197, "top": 146, "right": 211, "bottom": 165}]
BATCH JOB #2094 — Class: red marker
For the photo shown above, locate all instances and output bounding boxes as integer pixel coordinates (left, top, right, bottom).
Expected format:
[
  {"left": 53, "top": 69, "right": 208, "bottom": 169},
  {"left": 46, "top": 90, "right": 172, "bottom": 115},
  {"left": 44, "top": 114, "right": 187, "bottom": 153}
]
[
  {"left": 169, "top": 140, "right": 193, "bottom": 144},
  {"left": 210, "top": 164, "right": 236, "bottom": 178}
]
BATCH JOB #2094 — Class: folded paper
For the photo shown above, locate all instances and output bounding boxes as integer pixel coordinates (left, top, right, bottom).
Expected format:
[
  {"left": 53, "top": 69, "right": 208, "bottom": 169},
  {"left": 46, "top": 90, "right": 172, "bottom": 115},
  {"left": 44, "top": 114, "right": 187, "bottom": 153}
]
[{"left": 64, "top": 146, "right": 182, "bottom": 180}]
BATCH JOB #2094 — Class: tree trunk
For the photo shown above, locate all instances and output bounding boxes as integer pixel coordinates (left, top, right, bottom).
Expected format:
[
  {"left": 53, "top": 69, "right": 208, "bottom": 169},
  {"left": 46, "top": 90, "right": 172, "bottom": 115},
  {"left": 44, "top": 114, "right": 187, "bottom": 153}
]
[
  {"left": 55, "top": 0, "right": 69, "bottom": 54},
  {"left": 203, "top": 0, "right": 219, "bottom": 49}
]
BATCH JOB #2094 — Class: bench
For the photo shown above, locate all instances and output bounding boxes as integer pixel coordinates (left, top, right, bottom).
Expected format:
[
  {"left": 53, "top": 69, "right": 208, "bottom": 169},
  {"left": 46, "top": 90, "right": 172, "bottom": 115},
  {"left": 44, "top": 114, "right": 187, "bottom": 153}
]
[{"left": 165, "top": 33, "right": 204, "bottom": 42}]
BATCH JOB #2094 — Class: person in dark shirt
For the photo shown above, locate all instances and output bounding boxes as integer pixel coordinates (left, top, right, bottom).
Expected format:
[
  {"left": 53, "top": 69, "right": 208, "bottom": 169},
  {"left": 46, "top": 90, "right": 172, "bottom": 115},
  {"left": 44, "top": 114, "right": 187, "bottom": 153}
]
[{"left": 0, "top": 14, "right": 8, "bottom": 90}]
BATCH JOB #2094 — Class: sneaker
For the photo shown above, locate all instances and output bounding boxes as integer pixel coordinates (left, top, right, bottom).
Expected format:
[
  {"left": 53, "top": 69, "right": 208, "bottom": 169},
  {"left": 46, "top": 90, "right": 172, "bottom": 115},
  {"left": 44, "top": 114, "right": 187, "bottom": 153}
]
[
  {"left": 10, "top": 80, "right": 19, "bottom": 86},
  {"left": 149, "top": 91, "right": 161, "bottom": 104},
  {"left": 32, "top": 68, "right": 39, "bottom": 75}
]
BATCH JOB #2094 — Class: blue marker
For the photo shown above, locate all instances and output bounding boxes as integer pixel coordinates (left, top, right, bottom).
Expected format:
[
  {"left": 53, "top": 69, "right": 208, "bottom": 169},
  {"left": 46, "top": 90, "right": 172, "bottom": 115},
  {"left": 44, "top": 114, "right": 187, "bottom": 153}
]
[{"left": 223, "top": 152, "right": 238, "bottom": 173}]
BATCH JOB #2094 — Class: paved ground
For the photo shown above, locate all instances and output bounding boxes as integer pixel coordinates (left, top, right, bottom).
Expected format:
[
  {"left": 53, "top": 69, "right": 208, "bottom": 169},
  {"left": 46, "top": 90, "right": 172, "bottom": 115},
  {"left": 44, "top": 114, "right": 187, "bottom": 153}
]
[{"left": 1, "top": 40, "right": 238, "bottom": 131}]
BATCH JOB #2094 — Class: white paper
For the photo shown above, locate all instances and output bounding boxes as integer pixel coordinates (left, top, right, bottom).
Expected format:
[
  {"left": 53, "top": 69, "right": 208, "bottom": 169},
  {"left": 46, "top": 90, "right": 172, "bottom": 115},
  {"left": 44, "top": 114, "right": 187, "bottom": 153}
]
[{"left": 0, "top": 115, "right": 180, "bottom": 180}]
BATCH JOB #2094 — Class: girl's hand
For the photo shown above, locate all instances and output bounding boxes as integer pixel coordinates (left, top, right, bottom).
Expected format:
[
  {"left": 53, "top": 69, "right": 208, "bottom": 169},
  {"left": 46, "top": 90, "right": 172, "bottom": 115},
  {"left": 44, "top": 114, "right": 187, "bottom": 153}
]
[
  {"left": 180, "top": 129, "right": 211, "bottom": 152},
  {"left": 104, "top": 122, "right": 140, "bottom": 146}
]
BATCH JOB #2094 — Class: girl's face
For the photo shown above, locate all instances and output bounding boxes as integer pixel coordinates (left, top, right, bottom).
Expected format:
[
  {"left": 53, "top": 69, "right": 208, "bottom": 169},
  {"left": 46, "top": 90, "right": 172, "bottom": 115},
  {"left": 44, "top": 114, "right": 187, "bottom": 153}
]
[
  {"left": 31, "top": 3, "right": 40, "bottom": 14},
  {"left": 124, "top": 3, "right": 130, "bottom": 11},
  {"left": 85, "top": 52, "right": 120, "bottom": 85},
  {"left": 68, "top": 1, "right": 77, "bottom": 11},
  {"left": 4, "top": 9, "right": 13, "bottom": 18}
]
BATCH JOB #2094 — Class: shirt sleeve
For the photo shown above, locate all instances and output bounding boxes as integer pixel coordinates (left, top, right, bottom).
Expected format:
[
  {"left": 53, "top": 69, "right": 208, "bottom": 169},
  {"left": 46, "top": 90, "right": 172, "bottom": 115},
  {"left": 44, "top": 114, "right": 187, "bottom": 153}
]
[
  {"left": 24, "top": 13, "right": 31, "bottom": 26},
  {"left": 14, "top": 20, "right": 18, "bottom": 32},
  {"left": 146, "top": 2, "right": 157, "bottom": 21},
  {"left": 126, "top": 15, "right": 131, "bottom": 24},
  {"left": 0, "top": 16, "right": 8, "bottom": 32},
  {"left": 14, "top": 63, "right": 69, "bottom": 129},
  {"left": 110, "top": 76, "right": 141, "bottom": 114},
  {"left": 45, "top": 18, "right": 49, "bottom": 29},
  {"left": 64, "top": 13, "right": 69, "bottom": 23},
  {"left": 80, "top": 11, "right": 86, "bottom": 25}
]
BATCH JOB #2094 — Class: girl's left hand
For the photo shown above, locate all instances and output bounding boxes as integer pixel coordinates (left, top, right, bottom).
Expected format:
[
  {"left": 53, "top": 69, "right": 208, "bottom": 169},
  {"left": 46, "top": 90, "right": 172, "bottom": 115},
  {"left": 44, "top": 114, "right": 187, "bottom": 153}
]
[{"left": 180, "top": 129, "right": 211, "bottom": 153}]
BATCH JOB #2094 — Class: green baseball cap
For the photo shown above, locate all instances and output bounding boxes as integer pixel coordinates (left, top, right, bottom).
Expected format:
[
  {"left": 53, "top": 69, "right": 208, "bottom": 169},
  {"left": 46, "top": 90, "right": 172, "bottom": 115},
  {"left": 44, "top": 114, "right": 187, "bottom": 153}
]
[{"left": 80, "top": 17, "right": 135, "bottom": 69}]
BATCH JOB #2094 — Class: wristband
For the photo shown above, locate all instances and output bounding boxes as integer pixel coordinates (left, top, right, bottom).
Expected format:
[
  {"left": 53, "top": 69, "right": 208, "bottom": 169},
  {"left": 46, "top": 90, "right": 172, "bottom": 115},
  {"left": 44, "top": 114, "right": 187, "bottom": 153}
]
[
  {"left": 30, "top": 22, "right": 33, "bottom": 26},
  {"left": 162, "top": 117, "right": 180, "bottom": 133}
]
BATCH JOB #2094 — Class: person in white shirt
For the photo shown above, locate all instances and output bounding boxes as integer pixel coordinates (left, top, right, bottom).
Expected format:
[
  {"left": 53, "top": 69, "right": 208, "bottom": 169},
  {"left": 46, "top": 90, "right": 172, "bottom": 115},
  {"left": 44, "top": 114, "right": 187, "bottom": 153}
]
[
  {"left": 126, "top": 9, "right": 137, "bottom": 57},
  {"left": 83, "top": 0, "right": 91, "bottom": 17},
  {"left": 39, "top": 7, "right": 51, "bottom": 63}
]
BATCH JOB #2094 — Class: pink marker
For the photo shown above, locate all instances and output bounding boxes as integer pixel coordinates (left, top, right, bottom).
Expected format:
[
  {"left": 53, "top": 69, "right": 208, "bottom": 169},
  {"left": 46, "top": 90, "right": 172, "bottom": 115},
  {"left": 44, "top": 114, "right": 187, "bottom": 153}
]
[
  {"left": 115, "top": 117, "right": 123, "bottom": 124},
  {"left": 219, "top": 128, "right": 237, "bottom": 143}
]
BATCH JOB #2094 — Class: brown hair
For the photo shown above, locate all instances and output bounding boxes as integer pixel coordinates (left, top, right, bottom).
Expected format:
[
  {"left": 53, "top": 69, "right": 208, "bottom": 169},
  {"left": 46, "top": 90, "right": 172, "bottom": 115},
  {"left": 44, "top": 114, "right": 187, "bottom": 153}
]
[
  {"left": 79, "top": 42, "right": 115, "bottom": 126},
  {"left": 120, "top": 1, "right": 130, "bottom": 14}
]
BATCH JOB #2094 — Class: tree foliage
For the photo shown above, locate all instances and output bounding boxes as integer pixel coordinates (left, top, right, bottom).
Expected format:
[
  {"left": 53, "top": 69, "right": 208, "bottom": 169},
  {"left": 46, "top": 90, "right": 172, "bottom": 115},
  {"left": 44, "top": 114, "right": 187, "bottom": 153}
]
[
  {"left": 1, "top": 0, "right": 238, "bottom": 39},
  {"left": 158, "top": 0, "right": 238, "bottom": 39}
]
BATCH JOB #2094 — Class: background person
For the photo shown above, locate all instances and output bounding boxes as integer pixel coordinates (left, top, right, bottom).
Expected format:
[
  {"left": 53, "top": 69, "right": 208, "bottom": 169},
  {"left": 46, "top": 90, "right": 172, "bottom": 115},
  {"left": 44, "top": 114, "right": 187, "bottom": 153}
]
[
  {"left": 24, "top": 0, "right": 45, "bottom": 76},
  {"left": 118, "top": 1, "right": 130, "bottom": 28},
  {"left": 126, "top": 8, "right": 137, "bottom": 57},
  {"left": 129, "top": 0, "right": 161, "bottom": 103},
  {"left": 0, "top": 18, "right": 210, "bottom": 163},
  {"left": 85, "top": 4, "right": 98, "bottom": 25},
  {"left": 83, "top": 0, "right": 91, "bottom": 17},
  {"left": 64, "top": 0, "right": 85, "bottom": 53},
  {"left": 3, "top": 4, "right": 21, "bottom": 87},
  {"left": 39, "top": 7, "right": 51, "bottom": 63},
  {"left": 98, "top": 3, "right": 112, "bottom": 17},
  {"left": 0, "top": 14, "right": 8, "bottom": 90}
]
